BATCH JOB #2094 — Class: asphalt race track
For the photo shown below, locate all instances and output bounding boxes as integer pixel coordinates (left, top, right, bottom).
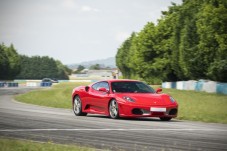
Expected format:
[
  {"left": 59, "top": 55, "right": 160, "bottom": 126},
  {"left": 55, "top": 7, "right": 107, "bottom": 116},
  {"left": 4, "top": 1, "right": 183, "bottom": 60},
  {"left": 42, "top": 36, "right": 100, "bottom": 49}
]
[{"left": 0, "top": 88, "right": 227, "bottom": 151}]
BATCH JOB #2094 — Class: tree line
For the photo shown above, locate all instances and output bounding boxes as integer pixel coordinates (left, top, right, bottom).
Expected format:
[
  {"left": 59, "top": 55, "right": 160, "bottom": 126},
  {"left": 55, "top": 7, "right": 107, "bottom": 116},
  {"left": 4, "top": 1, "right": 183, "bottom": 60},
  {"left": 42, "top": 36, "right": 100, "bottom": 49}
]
[
  {"left": 116, "top": 0, "right": 227, "bottom": 83},
  {"left": 0, "top": 44, "right": 71, "bottom": 80}
]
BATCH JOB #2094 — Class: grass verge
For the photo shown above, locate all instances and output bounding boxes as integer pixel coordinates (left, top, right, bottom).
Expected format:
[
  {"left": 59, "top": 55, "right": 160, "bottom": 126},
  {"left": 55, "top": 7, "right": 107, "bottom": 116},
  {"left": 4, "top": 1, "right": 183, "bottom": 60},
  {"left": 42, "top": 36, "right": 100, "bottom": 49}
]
[
  {"left": 162, "top": 88, "right": 227, "bottom": 123},
  {"left": 15, "top": 82, "right": 91, "bottom": 109},
  {"left": 0, "top": 137, "right": 95, "bottom": 151},
  {"left": 15, "top": 82, "right": 227, "bottom": 124}
]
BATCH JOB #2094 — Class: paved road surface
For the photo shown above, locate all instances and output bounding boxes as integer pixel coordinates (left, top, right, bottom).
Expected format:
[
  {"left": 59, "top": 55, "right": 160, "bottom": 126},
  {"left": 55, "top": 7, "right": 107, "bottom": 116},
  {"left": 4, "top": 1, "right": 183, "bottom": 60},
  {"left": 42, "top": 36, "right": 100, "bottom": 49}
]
[{"left": 0, "top": 88, "right": 227, "bottom": 151}]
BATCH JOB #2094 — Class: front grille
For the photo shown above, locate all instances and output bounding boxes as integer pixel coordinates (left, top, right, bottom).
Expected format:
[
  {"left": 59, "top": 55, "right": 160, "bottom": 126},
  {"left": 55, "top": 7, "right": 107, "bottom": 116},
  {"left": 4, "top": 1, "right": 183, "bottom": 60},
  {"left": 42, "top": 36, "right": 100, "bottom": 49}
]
[{"left": 132, "top": 108, "right": 143, "bottom": 115}]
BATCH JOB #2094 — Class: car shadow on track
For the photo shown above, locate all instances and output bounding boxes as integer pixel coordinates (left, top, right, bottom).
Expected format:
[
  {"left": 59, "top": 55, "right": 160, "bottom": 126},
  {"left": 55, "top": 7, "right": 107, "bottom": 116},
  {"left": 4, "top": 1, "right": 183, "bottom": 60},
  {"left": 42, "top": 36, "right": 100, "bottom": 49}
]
[{"left": 86, "top": 114, "right": 181, "bottom": 122}]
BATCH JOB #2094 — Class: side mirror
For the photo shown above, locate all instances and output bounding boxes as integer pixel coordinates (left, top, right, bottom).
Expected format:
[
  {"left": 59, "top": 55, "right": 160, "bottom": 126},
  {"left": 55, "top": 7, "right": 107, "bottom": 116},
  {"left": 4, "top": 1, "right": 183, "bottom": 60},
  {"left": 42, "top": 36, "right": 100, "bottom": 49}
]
[
  {"left": 85, "top": 86, "right": 90, "bottom": 92},
  {"left": 98, "top": 87, "right": 109, "bottom": 93},
  {"left": 156, "top": 88, "right": 162, "bottom": 93}
]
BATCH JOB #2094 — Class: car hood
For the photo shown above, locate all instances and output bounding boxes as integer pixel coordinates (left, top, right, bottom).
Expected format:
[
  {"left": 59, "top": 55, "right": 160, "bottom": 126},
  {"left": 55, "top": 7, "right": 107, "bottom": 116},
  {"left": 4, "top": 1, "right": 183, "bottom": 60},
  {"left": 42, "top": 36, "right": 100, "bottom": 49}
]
[{"left": 116, "top": 93, "right": 173, "bottom": 106}]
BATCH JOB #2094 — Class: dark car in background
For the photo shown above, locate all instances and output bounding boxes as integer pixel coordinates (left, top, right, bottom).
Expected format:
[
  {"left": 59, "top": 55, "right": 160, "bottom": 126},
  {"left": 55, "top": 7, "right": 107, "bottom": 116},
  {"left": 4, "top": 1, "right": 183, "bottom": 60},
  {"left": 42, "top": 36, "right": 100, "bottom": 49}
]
[{"left": 42, "top": 78, "right": 59, "bottom": 83}]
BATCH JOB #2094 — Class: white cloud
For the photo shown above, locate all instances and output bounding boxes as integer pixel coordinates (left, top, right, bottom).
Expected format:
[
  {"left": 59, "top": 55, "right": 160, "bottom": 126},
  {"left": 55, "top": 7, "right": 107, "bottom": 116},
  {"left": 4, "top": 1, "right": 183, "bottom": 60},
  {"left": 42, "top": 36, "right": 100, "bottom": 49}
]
[
  {"left": 80, "top": 5, "right": 100, "bottom": 12},
  {"left": 115, "top": 32, "right": 130, "bottom": 42}
]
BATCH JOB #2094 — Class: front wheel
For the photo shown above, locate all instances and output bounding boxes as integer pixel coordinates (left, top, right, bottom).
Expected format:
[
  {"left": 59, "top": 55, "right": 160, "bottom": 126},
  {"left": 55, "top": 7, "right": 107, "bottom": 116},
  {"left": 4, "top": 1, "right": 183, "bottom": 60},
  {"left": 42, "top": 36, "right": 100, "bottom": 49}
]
[
  {"left": 109, "top": 99, "right": 119, "bottom": 119},
  {"left": 73, "top": 96, "right": 87, "bottom": 116},
  {"left": 160, "top": 117, "right": 172, "bottom": 121}
]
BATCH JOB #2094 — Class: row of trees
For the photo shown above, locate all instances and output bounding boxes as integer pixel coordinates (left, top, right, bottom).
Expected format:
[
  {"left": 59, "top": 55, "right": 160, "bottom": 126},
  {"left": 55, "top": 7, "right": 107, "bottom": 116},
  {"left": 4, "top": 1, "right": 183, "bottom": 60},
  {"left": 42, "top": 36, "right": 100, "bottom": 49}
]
[
  {"left": 116, "top": 0, "right": 227, "bottom": 83},
  {"left": 0, "top": 44, "right": 71, "bottom": 80},
  {"left": 0, "top": 44, "right": 21, "bottom": 79},
  {"left": 73, "top": 64, "right": 113, "bottom": 74}
]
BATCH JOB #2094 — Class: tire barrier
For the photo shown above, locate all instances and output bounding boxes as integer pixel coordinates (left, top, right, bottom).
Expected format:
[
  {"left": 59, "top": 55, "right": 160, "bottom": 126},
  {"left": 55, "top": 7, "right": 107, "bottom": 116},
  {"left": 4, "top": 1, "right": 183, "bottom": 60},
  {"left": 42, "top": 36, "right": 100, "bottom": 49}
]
[
  {"left": 176, "top": 81, "right": 185, "bottom": 90},
  {"left": 216, "top": 83, "right": 227, "bottom": 95},
  {"left": 15, "top": 79, "right": 94, "bottom": 83},
  {"left": 162, "top": 80, "right": 227, "bottom": 95},
  {"left": 7, "top": 82, "right": 19, "bottom": 87},
  {"left": 40, "top": 82, "right": 52, "bottom": 87},
  {"left": 202, "top": 81, "right": 217, "bottom": 93},
  {"left": 2, "top": 81, "right": 52, "bottom": 88},
  {"left": 0, "top": 82, "right": 19, "bottom": 87},
  {"left": 184, "top": 80, "right": 197, "bottom": 90},
  {"left": 165, "top": 82, "right": 172, "bottom": 88},
  {"left": 26, "top": 82, "right": 40, "bottom": 87},
  {"left": 0, "top": 82, "right": 5, "bottom": 87},
  {"left": 171, "top": 82, "right": 176, "bottom": 89},
  {"left": 195, "top": 80, "right": 204, "bottom": 91}
]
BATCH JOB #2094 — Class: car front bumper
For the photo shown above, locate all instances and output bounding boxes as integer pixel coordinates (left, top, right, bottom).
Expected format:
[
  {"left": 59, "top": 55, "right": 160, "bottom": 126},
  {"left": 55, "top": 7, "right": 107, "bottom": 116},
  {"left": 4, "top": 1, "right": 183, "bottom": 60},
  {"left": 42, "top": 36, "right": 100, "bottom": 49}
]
[{"left": 118, "top": 103, "right": 178, "bottom": 118}]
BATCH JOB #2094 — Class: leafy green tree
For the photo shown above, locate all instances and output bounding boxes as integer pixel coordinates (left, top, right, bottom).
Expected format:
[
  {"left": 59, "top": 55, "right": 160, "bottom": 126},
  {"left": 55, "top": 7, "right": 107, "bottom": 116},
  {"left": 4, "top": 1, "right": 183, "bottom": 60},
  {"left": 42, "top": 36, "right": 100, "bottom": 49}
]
[
  {"left": 196, "top": 0, "right": 227, "bottom": 82},
  {"left": 0, "top": 44, "right": 20, "bottom": 80},
  {"left": 155, "top": 8, "right": 179, "bottom": 81},
  {"left": 178, "top": 0, "right": 204, "bottom": 79},
  {"left": 0, "top": 44, "right": 71, "bottom": 80},
  {"left": 15, "top": 55, "right": 29, "bottom": 79},
  {"left": 78, "top": 65, "right": 85, "bottom": 72},
  {"left": 132, "top": 22, "right": 163, "bottom": 84},
  {"left": 127, "top": 32, "right": 140, "bottom": 79},
  {"left": 73, "top": 65, "right": 85, "bottom": 74},
  {"left": 116, "top": 32, "right": 138, "bottom": 79},
  {"left": 89, "top": 64, "right": 101, "bottom": 70},
  {"left": 0, "top": 44, "right": 9, "bottom": 79},
  {"left": 116, "top": 0, "right": 227, "bottom": 83},
  {"left": 16, "top": 56, "right": 69, "bottom": 80},
  {"left": 55, "top": 60, "right": 71, "bottom": 79}
]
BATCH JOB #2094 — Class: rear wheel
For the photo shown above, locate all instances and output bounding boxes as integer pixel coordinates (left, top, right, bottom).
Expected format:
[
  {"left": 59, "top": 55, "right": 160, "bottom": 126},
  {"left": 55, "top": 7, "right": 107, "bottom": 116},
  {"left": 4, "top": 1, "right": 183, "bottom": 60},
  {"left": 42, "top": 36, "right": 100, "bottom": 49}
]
[
  {"left": 73, "top": 96, "right": 87, "bottom": 116},
  {"left": 109, "top": 99, "right": 119, "bottom": 119},
  {"left": 160, "top": 117, "right": 172, "bottom": 121}
]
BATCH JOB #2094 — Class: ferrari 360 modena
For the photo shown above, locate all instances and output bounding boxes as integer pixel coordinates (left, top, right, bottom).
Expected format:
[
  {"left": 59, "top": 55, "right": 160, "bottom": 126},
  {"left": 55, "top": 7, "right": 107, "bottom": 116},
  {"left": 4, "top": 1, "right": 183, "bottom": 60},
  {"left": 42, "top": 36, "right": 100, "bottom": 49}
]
[{"left": 72, "top": 79, "right": 178, "bottom": 121}]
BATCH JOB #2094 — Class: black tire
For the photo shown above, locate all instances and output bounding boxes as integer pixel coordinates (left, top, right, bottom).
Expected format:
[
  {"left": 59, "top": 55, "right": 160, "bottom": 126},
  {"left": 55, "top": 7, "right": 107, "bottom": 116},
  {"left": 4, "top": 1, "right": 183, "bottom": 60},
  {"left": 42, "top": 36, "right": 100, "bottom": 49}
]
[
  {"left": 109, "top": 99, "right": 119, "bottom": 119},
  {"left": 160, "top": 117, "right": 172, "bottom": 121},
  {"left": 73, "top": 96, "right": 87, "bottom": 116}
]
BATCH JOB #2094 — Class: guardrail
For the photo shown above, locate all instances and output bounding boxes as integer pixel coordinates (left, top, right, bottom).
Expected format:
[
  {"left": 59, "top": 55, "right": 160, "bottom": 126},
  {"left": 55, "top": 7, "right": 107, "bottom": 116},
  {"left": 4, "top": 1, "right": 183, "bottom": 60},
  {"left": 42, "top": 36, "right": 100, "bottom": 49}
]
[
  {"left": 1, "top": 79, "right": 96, "bottom": 88},
  {"left": 0, "top": 82, "right": 19, "bottom": 87},
  {"left": 162, "top": 80, "right": 227, "bottom": 95}
]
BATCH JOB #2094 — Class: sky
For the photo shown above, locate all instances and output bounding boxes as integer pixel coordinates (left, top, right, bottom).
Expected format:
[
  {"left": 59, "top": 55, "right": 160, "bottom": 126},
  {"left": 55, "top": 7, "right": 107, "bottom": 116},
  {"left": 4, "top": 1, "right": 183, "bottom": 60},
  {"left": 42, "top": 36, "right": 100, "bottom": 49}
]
[{"left": 0, "top": 0, "right": 182, "bottom": 65}]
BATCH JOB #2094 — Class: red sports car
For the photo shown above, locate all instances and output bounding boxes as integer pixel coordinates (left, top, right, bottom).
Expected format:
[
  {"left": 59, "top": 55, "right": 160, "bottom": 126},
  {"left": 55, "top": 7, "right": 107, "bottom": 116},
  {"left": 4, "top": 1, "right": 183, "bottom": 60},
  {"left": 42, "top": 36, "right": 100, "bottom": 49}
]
[{"left": 72, "top": 79, "right": 178, "bottom": 121}]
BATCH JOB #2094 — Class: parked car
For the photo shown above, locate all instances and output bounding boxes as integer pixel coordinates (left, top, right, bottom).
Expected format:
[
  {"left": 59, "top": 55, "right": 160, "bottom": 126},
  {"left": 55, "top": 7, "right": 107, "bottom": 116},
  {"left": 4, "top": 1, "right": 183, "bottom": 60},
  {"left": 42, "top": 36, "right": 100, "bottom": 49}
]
[
  {"left": 41, "top": 78, "right": 58, "bottom": 83},
  {"left": 72, "top": 79, "right": 178, "bottom": 121}
]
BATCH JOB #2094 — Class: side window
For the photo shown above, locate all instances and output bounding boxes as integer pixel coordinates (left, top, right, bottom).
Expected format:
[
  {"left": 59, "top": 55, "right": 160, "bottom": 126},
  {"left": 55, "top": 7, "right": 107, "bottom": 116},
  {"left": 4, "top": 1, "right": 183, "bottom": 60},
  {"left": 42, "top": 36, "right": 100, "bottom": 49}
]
[
  {"left": 98, "top": 82, "right": 110, "bottom": 91},
  {"left": 92, "top": 82, "right": 100, "bottom": 90}
]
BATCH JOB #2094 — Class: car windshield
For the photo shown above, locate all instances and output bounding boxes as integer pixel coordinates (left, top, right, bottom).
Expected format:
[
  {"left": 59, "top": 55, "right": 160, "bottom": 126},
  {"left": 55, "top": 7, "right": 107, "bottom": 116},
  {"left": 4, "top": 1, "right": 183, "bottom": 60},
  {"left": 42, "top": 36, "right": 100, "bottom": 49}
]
[{"left": 111, "top": 81, "right": 155, "bottom": 93}]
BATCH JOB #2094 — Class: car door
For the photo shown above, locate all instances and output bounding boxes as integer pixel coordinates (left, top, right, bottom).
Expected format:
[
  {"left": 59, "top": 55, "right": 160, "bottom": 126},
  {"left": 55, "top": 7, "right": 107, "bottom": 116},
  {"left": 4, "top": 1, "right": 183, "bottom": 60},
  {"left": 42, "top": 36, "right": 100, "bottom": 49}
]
[
  {"left": 89, "top": 81, "right": 110, "bottom": 113},
  {"left": 88, "top": 82, "right": 101, "bottom": 112}
]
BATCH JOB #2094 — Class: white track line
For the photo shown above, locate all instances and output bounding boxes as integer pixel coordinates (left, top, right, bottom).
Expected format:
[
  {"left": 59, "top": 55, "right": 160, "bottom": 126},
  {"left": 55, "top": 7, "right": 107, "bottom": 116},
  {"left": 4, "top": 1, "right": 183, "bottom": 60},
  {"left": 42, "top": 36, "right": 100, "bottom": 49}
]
[{"left": 1, "top": 128, "right": 227, "bottom": 132}]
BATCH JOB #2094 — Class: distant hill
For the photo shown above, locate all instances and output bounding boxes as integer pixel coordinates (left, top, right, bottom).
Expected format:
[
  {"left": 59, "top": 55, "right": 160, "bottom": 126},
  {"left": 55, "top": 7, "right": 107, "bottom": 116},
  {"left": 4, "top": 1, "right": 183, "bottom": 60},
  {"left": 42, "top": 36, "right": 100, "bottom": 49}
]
[{"left": 68, "top": 57, "right": 116, "bottom": 70}]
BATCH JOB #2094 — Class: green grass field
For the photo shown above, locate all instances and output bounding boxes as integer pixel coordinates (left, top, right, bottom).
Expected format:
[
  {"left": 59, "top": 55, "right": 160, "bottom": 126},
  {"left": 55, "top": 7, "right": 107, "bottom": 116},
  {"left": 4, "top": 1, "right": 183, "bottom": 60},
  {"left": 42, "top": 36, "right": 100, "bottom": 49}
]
[
  {"left": 15, "top": 82, "right": 227, "bottom": 124},
  {"left": 162, "top": 88, "right": 227, "bottom": 123},
  {"left": 0, "top": 138, "right": 95, "bottom": 151},
  {"left": 16, "top": 82, "right": 90, "bottom": 109}
]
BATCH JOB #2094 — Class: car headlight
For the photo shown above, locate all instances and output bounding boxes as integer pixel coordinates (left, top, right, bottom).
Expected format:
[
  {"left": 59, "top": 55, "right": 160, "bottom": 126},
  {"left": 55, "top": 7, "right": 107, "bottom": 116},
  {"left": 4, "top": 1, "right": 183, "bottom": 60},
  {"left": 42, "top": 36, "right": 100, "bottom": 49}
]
[
  {"left": 123, "top": 96, "right": 135, "bottom": 102},
  {"left": 170, "top": 96, "right": 175, "bottom": 103}
]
